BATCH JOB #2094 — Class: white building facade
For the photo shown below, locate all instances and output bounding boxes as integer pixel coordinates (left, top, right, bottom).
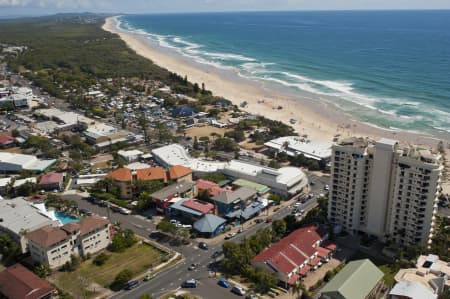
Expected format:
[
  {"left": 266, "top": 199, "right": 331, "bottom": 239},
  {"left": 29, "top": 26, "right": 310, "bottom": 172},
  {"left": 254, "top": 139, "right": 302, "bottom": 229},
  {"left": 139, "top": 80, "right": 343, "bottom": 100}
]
[{"left": 328, "top": 138, "right": 442, "bottom": 245}]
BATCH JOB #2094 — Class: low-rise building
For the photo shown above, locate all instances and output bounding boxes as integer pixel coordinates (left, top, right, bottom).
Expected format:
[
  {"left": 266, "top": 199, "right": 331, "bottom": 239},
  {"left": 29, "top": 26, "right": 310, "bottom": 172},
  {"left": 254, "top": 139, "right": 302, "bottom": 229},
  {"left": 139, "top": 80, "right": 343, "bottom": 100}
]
[
  {"left": 389, "top": 281, "right": 437, "bottom": 299},
  {"left": 0, "top": 197, "right": 59, "bottom": 253},
  {"left": 320, "top": 259, "right": 384, "bottom": 299},
  {"left": 211, "top": 186, "right": 257, "bottom": 216},
  {"left": 193, "top": 214, "right": 226, "bottom": 238},
  {"left": 252, "top": 225, "right": 335, "bottom": 286},
  {"left": 264, "top": 136, "right": 332, "bottom": 162},
  {"left": 118, "top": 149, "right": 143, "bottom": 162},
  {"left": 394, "top": 254, "right": 450, "bottom": 293},
  {"left": 0, "top": 152, "right": 56, "bottom": 173},
  {"left": 0, "top": 133, "right": 16, "bottom": 148},
  {"left": 0, "top": 263, "right": 55, "bottom": 299},
  {"left": 169, "top": 165, "right": 193, "bottom": 183},
  {"left": 153, "top": 144, "right": 308, "bottom": 197},
  {"left": 151, "top": 182, "right": 197, "bottom": 212},
  {"left": 169, "top": 198, "right": 215, "bottom": 221},
  {"left": 39, "top": 172, "right": 64, "bottom": 191},
  {"left": 26, "top": 216, "right": 111, "bottom": 269}
]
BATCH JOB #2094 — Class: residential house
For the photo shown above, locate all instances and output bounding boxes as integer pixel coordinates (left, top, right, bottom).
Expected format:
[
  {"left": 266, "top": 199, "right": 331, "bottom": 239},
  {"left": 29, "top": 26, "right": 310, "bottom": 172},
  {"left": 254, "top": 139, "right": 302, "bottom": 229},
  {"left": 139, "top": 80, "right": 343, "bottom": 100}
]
[
  {"left": 196, "top": 179, "right": 227, "bottom": 197},
  {"left": 252, "top": 225, "right": 335, "bottom": 286},
  {"left": 118, "top": 149, "right": 143, "bottom": 162},
  {"left": 39, "top": 172, "right": 64, "bottom": 191},
  {"left": 26, "top": 216, "right": 111, "bottom": 269},
  {"left": 320, "top": 259, "right": 384, "bottom": 299},
  {"left": 0, "top": 133, "right": 16, "bottom": 148},
  {"left": 0, "top": 263, "right": 55, "bottom": 299},
  {"left": 136, "top": 167, "right": 167, "bottom": 184}
]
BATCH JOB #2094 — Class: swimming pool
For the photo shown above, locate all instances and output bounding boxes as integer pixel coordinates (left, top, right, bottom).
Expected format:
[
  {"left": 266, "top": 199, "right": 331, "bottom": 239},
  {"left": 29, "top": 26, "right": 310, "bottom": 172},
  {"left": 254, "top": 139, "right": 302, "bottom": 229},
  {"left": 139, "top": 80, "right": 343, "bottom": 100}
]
[{"left": 55, "top": 211, "right": 79, "bottom": 225}]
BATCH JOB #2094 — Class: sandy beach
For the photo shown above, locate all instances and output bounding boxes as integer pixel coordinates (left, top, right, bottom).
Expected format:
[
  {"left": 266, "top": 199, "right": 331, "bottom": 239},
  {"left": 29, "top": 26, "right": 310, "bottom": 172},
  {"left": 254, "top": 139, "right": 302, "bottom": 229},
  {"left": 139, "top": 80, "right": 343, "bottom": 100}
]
[{"left": 102, "top": 16, "right": 444, "bottom": 150}]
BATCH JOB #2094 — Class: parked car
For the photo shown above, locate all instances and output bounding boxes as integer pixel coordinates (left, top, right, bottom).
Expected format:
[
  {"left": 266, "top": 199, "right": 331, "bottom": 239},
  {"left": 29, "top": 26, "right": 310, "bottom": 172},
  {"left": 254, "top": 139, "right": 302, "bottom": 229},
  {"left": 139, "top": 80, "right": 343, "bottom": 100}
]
[
  {"left": 225, "top": 232, "right": 237, "bottom": 240},
  {"left": 124, "top": 280, "right": 139, "bottom": 290},
  {"left": 246, "top": 294, "right": 258, "bottom": 299},
  {"left": 265, "top": 217, "right": 273, "bottom": 223},
  {"left": 218, "top": 278, "right": 231, "bottom": 288},
  {"left": 188, "top": 263, "right": 199, "bottom": 270},
  {"left": 143, "top": 273, "right": 154, "bottom": 281},
  {"left": 181, "top": 279, "right": 197, "bottom": 288},
  {"left": 199, "top": 242, "right": 208, "bottom": 250},
  {"left": 120, "top": 208, "right": 132, "bottom": 215},
  {"left": 231, "top": 285, "right": 246, "bottom": 296}
]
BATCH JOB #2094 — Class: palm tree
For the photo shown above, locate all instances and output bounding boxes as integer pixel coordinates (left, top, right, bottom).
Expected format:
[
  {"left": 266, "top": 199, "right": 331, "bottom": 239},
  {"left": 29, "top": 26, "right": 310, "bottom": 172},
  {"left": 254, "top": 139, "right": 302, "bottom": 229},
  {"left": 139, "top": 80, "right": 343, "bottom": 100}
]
[{"left": 291, "top": 281, "right": 306, "bottom": 299}]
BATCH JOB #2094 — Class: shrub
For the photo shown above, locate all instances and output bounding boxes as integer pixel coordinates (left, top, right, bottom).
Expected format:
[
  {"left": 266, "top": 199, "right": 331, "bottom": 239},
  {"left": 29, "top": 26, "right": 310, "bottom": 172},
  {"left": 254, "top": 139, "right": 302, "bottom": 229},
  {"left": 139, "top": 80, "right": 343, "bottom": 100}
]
[
  {"left": 92, "top": 253, "right": 110, "bottom": 266},
  {"left": 111, "top": 269, "right": 133, "bottom": 290}
]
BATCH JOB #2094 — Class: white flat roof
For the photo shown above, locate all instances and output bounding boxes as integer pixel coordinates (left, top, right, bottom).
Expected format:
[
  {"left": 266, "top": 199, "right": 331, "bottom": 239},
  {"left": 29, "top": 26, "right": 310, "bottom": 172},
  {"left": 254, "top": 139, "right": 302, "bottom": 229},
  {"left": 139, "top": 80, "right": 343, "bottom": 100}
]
[
  {"left": 0, "top": 198, "right": 57, "bottom": 235},
  {"left": 118, "top": 149, "right": 143, "bottom": 157},
  {"left": 36, "top": 108, "right": 94, "bottom": 126},
  {"left": 265, "top": 136, "right": 332, "bottom": 160},
  {"left": 152, "top": 144, "right": 306, "bottom": 187}
]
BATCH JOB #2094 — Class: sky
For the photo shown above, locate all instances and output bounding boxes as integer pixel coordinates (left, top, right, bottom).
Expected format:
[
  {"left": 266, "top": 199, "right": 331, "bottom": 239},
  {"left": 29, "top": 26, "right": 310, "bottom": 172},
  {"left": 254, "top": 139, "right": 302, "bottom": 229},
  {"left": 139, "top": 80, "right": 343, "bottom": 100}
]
[{"left": 0, "top": 0, "right": 450, "bottom": 16}]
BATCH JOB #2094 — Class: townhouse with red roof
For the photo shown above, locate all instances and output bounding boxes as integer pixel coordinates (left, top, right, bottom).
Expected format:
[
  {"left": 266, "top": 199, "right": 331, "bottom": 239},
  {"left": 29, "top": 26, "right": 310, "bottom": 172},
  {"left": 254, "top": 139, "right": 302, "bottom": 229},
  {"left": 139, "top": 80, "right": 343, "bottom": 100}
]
[{"left": 252, "top": 224, "right": 336, "bottom": 287}]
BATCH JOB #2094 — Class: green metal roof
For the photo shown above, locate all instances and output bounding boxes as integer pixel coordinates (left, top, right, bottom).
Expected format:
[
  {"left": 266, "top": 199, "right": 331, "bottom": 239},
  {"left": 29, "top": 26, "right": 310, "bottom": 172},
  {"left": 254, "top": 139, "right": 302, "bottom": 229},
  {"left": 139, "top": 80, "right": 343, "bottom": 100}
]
[
  {"left": 320, "top": 259, "right": 384, "bottom": 299},
  {"left": 232, "top": 179, "right": 270, "bottom": 194}
]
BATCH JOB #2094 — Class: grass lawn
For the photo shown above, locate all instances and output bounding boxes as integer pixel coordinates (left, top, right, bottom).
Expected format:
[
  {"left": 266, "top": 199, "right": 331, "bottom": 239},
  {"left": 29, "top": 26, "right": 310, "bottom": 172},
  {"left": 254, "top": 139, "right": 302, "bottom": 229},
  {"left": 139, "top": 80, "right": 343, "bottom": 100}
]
[{"left": 56, "top": 243, "right": 165, "bottom": 298}]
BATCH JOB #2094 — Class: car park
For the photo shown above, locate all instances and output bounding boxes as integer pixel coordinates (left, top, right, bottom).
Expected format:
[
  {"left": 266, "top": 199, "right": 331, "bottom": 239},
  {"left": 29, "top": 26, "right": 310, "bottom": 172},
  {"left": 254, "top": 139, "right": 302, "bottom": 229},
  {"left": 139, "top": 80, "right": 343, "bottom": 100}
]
[
  {"left": 218, "top": 278, "right": 231, "bottom": 288},
  {"left": 182, "top": 279, "right": 197, "bottom": 288},
  {"left": 124, "top": 280, "right": 139, "bottom": 290},
  {"left": 231, "top": 285, "right": 246, "bottom": 296}
]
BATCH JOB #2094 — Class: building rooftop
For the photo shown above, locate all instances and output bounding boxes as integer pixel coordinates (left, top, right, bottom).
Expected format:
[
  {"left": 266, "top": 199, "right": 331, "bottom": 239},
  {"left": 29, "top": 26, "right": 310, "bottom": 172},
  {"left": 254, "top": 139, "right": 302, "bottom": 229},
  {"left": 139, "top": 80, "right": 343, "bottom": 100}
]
[
  {"left": 320, "top": 259, "right": 384, "bottom": 299},
  {"left": 39, "top": 172, "right": 63, "bottom": 185},
  {"left": 107, "top": 168, "right": 132, "bottom": 182},
  {"left": 169, "top": 165, "right": 192, "bottom": 180},
  {"left": 181, "top": 199, "right": 214, "bottom": 215},
  {"left": 85, "top": 123, "right": 118, "bottom": 139},
  {"left": 212, "top": 186, "right": 257, "bottom": 205},
  {"left": 0, "top": 197, "right": 57, "bottom": 236},
  {"left": 232, "top": 179, "right": 270, "bottom": 194},
  {"left": 337, "top": 136, "right": 369, "bottom": 148},
  {"left": 136, "top": 167, "right": 167, "bottom": 182},
  {"left": 118, "top": 149, "right": 143, "bottom": 158},
  {"left": 264, "top": 136, "right": 332, "bottom": 161},
  {"left": 0, "top": 263, "right": 55, "bottom": 299},
  {"left": 151, "top": 182, "right": 196, "bottom": 201},
  {"left": 193, "top": 214, "right": 226, "bottom": 233},
  {"left": 0, "top": 152, "right": 56, "bottom": 172},
  {"left": 26, "top": 225, "right": 69, "bottom": 248},
  {"left": 389, "top": 281, "right": 437, "bottom": 299},
  {"left": 252, "top": 225, "right": 327, "bottom": 277}
]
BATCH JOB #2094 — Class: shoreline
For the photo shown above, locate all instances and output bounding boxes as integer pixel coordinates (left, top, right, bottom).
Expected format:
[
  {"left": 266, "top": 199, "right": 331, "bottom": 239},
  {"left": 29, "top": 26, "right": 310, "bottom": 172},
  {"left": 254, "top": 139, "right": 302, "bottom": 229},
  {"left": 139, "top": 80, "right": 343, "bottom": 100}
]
[{"left": 102, "top": 16, "right": 445, "bottom": 150}]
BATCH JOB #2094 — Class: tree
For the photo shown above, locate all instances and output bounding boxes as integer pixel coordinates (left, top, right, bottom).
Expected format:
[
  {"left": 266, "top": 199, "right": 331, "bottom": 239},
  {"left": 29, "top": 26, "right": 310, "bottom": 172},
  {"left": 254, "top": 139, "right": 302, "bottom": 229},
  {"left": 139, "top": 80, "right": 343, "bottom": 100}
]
[
  {"left": 92, "top": 253, "right": 110, "bottom": 266},
  {"left": 111, "top": 229, "right": 137, "bottom": 252},
  {"left": 111, "top": 269, "right": 133, "bottom": 290},
  {"left": 291, "top": 281, "right": 306, "bottom": 299},
  {"left": 139, "top": 295, "right": 153, "bottom": 299},
  {"left": 193, "top": 136, "right": 199, "bottom": 150},
  {"left": 157, "top": 220, "right": 177, "bottom": 237},
  {"left": 34, "top": 263, "right": 51, "bottom": 278},
  {"left": 0, "top": 233, "right": 21, "bottom": 265},
  {"left": 272, "top": 219, "right": 287, "bottom": 239}
]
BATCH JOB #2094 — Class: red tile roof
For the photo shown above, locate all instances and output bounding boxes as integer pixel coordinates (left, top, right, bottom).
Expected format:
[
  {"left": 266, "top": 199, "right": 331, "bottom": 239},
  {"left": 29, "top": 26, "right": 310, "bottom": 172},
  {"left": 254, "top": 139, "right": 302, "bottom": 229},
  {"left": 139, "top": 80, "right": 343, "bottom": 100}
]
[
  {"left": 0, "top": 263, "right": 55, "bottom": 299},
  {"left": 322, "top": 240, "right": 337, "bottom": 251},
  {"left": 299, "top": 265, "right": 310, "bottom": 276},
  {"left": 78, "top": 215, "right": 110, "bottom": 236},
  {"left": 252, "top": 225, "right": 326, "bottom": 276},
  {"left": 39, "top": 172, "right": 63, "bottom": 185},
  {"left": 317, "top": 246, "right": 332, "bottom": 259},
  {"left": 136, "top": 167, "right": 167, "bottom": 182},
  {"left": 169, "top": 165, "right": 192, "bottom": 180},
  {"left": 181, "top": 199, "right": 214, "bottom": 215},
  {"left": 196, "top": 179, "right": 227, "bottom": 197},
  {"left": 26, "top": 226, "right": 69, "bottom": 248},
  {"left": 107, "top": 168, "right": 132, "bottom": 182},
  {"left": 287, "top": 273, "right": 300, "bottom": 285},
  {"left": 309, "top": 256, "right": 321, "bottom": 266},
  {"left": 0, "top": 134, "right": 15, "bottom": 145}
]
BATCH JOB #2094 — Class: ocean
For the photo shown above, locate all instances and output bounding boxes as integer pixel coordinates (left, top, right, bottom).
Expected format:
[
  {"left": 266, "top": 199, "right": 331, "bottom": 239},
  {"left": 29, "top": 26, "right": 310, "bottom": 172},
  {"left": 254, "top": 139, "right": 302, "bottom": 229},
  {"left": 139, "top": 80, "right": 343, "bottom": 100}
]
[{"left": 118, "top": 11, "right": 450, "bottom": 138}]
